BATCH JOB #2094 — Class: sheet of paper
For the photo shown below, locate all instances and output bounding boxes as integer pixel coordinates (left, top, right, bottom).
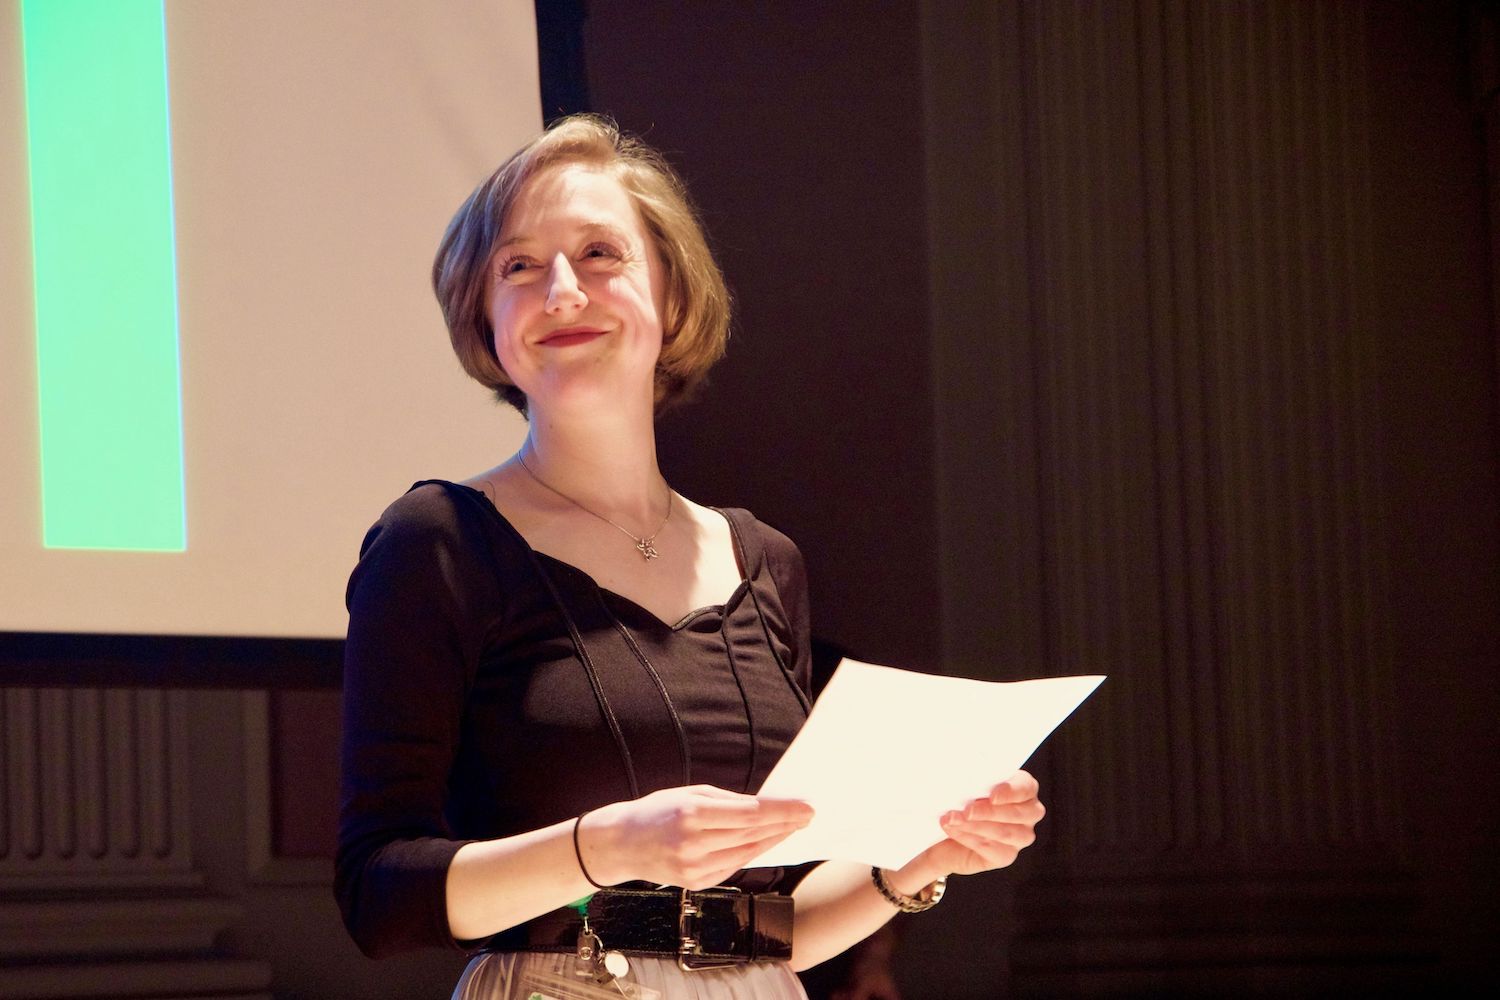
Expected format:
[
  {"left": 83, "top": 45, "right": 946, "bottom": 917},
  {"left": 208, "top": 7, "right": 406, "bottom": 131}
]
[{"left": 748, "top": 659, "right": 1104, "bottom": 870}]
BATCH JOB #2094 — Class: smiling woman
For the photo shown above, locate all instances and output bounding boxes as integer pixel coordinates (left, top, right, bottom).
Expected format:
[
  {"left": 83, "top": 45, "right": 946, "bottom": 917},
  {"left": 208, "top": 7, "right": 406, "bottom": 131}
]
[
  {"left": 336, "top": 115, "right": 1045, "bottom": 1000},
  {"left": 431, "top": 115, "right": 731, "bottom": 419},
  {"left": 481, "top": 162, "right": 666, "bottom": 419}
]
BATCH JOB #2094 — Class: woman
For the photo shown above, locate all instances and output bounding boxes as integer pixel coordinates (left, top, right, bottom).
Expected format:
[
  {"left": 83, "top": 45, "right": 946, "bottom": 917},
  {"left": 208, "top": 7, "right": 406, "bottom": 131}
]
[{"left": 336, "top": 114, "right": 1045, "bottom": 999}]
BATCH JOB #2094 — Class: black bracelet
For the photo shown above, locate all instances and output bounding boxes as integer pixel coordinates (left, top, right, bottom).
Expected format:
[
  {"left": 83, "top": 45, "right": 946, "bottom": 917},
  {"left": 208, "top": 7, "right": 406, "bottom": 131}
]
[{"left": 573, "top": 810, "right": 607, "bottom": 890}]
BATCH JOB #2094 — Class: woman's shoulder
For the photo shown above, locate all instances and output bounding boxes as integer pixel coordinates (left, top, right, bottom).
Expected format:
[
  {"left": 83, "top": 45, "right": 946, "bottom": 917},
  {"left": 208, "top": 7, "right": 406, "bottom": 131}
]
[
  {"left": 711, "top": 505, "right": 812, "bottom": 645},
  {"left": 354, "top": 479, "right": 508, "bottom": 566},
  {"left": 713, "top": 506, "right": 807, "bottom": 579},
  {"left": 368, "top": 479, "right": 494, "bottom": 533},
  {"left": 346, "top": 480, "right": 527, "bottom": 611}
]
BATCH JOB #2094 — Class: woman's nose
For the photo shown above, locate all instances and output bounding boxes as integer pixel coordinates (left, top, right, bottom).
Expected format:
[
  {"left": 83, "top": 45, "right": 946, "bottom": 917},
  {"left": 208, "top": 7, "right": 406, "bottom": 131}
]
[{"left": 544, "top": 254, "right": 586, "bottom": 313}]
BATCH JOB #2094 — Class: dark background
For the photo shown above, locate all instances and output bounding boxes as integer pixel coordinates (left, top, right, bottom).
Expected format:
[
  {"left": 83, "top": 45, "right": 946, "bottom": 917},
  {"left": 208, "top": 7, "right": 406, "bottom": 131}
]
[{"left": 3, "top": 2, "right": 1496, "bottom": 997}]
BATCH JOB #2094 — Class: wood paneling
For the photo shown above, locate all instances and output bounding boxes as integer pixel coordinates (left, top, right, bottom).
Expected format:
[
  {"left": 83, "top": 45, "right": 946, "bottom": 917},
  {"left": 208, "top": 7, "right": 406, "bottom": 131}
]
[
  {"left": 0, "top": 688, "right": 196, "bottom": 886},
  {"left": 0, "top": 688, "right": 274, "bottom": 998},
  {"left": 1014, "top": 0, "right": 1400, "bottom": 861},
  {"left": 923, "top": 0, "right": 1476, "bottom": 991}
]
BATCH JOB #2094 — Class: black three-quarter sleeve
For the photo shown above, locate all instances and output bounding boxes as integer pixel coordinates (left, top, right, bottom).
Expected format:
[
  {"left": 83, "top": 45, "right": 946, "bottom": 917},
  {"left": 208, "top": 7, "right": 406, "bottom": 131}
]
[{"left": 335, "top": 484, "right": 502, "bottom": 958}]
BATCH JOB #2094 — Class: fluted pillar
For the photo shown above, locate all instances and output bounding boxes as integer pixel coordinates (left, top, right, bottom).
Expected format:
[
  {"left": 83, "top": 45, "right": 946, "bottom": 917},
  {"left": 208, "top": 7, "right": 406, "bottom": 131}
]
[
  {"left": 926, "top": 0, "right": 1420, "bottom": 991},
  {"left": 0, "top": 688, "right": 269, "bottom": 999},
  {"left": 1, "top": 689, "right": 194, "bottom": 885}
]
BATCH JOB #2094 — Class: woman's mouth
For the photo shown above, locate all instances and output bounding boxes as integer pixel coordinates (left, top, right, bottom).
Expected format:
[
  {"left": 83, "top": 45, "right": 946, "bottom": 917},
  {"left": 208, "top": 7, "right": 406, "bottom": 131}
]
[{"left": 540, "top": 326, "right": 607, "bottom": 347}]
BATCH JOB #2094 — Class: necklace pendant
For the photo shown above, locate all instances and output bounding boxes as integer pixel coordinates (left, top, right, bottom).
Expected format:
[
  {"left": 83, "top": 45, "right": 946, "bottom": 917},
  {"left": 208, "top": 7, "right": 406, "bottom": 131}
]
[{"left": 636, "top": 538, "right": 659, "bottom": 561}]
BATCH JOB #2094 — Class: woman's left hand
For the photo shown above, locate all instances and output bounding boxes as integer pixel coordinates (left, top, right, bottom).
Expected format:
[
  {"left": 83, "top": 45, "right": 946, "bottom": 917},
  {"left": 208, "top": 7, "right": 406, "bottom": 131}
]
[{"left": 902, "top": 770, "right": 1045, "bottom": 880}]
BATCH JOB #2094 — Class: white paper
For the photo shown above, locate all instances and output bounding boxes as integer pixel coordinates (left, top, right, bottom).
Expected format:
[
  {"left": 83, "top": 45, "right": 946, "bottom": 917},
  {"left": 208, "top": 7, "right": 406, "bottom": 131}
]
[{"left": 748, "top": 659, "right": 1105, "bottom": 870}]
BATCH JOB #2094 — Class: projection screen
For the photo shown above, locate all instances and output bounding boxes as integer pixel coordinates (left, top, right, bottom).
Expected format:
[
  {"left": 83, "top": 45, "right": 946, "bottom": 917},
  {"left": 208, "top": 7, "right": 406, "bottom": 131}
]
[{"left": 1, "top": 0, "right": 537, "bottom": 638}]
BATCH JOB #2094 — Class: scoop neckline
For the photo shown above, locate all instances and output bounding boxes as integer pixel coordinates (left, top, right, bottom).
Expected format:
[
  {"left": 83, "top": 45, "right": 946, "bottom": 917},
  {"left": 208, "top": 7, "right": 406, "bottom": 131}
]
[{"left": 429, "top": 479, "right": 757, "bottom": 633}]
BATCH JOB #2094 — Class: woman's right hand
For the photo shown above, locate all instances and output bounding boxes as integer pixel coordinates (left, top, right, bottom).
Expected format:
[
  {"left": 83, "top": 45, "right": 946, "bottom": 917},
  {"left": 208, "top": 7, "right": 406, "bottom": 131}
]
[{"left": 577, "top": 785, "right": 814, "bottom": 890}]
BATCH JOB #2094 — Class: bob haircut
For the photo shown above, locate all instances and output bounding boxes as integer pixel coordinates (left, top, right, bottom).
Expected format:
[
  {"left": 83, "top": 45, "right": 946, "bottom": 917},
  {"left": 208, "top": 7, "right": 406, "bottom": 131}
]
[{"left": 432, "top": 114, "right": 731, "bottom": 416}]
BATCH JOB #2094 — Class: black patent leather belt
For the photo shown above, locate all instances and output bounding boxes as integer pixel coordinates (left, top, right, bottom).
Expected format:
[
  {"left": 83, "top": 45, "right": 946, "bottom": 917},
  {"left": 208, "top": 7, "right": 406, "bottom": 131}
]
[{"left": 487, "top": 887, "right": 794, "bottom": 968}]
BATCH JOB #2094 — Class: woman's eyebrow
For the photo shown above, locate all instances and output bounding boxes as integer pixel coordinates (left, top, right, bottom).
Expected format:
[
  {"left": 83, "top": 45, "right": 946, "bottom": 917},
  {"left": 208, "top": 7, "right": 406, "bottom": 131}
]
[
  {"left": 496, "top": 221, "right": 633, "bottom": 250},
  {"left": 582, "top": 222, "right": 635, "bottom": 245}
]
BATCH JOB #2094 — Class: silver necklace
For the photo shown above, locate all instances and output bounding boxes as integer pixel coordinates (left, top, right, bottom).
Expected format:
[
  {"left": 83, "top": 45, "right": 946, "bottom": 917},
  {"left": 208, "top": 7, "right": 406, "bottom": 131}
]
[{"left": 518, "top": 455, "right": 673, "bottom": 562}]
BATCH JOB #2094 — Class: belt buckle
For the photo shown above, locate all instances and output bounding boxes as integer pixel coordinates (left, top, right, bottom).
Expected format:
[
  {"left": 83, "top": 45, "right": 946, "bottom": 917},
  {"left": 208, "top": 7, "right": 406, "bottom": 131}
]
[{"left": 677, "top": 887, "right": 738, "bottom": 972}]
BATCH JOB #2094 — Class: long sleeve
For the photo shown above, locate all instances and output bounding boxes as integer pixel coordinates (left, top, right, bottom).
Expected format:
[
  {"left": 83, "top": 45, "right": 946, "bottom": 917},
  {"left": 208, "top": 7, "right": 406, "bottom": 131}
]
[
  {"left": 336, "top": 491, "right": 821, "bottom": 954},
  {"left": 334, "top": 484, "right": 502, "bottom": 957}
]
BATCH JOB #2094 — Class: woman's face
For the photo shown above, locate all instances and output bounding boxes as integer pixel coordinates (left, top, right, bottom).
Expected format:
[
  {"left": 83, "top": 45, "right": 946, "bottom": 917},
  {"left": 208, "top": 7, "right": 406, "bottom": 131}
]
[{"left": 484, "top": 162, "right": 667, "bottom": 415}]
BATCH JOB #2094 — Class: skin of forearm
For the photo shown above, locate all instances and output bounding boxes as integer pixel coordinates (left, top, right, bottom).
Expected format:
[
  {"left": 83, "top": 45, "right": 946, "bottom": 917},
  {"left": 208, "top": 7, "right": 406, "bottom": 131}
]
[
  {"left": 446, "top": 821, "right": 949, "bottom": 965},
  {"left": 444, "top": 819, "right": 599, "bottom": 942},
  {"left": 789, "top": 857, "right": 946, "bottom": 972},
  {"left": 851, "top": 921, "right": 899, "bottom": 962}
]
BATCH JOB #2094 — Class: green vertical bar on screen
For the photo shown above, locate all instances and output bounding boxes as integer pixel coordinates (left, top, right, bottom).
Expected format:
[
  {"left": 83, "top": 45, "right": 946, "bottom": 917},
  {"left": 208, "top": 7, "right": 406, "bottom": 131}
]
[{"left": 23, "top": 0, "right": 186, "bottom": 551}]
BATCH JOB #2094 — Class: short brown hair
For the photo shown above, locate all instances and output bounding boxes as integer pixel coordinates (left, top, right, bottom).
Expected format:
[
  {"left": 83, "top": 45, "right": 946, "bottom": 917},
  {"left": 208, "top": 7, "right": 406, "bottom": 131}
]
[{"left": 432, "top": 114, "right": 731, "bottom": 416}]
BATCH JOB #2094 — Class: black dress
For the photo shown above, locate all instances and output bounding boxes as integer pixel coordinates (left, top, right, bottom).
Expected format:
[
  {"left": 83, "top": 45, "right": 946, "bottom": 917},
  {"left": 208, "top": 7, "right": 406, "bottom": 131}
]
[{"left": 336, "top": 479, "right": 819, "bottom": 960}]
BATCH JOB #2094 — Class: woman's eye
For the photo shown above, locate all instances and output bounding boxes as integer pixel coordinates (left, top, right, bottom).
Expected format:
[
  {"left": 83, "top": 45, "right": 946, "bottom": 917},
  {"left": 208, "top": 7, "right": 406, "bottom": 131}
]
[
  {"left": 582, "top": 242, "right": 622, "bottom": 261},
  {"left": 497, "top": 255, "right": 533, "bottom": 277}
]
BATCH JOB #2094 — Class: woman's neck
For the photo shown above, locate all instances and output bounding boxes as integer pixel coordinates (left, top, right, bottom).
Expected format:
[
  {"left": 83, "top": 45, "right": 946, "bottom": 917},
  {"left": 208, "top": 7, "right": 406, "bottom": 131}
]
[{"left": 517, "top": 403, "right": 668, "bottom": 526}]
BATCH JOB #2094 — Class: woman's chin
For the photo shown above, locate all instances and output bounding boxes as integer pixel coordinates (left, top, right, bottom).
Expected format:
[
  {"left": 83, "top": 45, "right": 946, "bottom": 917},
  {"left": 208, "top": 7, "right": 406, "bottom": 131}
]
[{"left": 525, "top": 370, "right": 656, "bottom": 417}]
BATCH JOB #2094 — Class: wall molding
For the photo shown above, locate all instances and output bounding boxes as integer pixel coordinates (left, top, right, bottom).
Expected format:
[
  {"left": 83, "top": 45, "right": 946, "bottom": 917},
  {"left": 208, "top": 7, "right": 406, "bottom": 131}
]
[
  {"left": 0, "top": 686, "right": 270, "bottom": 999},
  {"left": 925, "top": 0, "right": 1422, "bottom": 988},
  {"left": 242, "top": 691, "right": 331, "bottom": 887}
]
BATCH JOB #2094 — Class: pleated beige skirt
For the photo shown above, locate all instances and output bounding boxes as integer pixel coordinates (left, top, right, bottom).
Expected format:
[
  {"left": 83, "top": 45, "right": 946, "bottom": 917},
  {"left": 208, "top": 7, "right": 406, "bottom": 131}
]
[{"left": 452, "top": 950, "right": 809, "bottom": 1000}]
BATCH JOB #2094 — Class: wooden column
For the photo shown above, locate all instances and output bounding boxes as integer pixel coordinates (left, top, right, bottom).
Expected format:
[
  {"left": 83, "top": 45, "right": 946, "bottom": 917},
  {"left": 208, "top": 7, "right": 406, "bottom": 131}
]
[
  {"left": 0, "top": 688, "right": 270, "bottom": 1000},
  {"left": 925, "top": 0, "right": 1427, "bottom": 992}
]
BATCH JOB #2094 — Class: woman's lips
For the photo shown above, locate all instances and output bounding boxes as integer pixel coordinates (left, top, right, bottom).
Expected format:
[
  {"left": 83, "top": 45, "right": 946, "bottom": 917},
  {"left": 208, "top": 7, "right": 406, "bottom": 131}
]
[{"left": 540, "top": 328, "right": 607, "bottom": 347}]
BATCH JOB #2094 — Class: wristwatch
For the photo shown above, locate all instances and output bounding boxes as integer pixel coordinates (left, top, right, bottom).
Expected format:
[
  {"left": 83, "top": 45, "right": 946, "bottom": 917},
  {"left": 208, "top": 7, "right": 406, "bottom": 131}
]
[{"left": 871, "top": 867, "right": 947, "bottom": 912}]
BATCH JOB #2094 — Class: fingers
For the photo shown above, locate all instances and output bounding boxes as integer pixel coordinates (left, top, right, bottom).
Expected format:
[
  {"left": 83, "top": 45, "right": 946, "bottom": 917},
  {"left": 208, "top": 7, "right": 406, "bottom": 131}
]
[
  {"left": 935, "top": 772, "right": 1043, "bottom": 875},
  {"left": 989, "top": 770, "right": 1040, "bottom": 803},
  {"left": 939, "top": 816, "right": 1037, "bottom": 850},
  {"left": 685, "top": 818, "right": 809, "bottom": 854},
  {"left": 670, "top": 791, "right": 814, "bottom": 831},
  {"left": 678, "top": 824, "right": 803, "bottom": 889},
  {"left": 947, "top": 771, "right": 1044, "bottom": 826},
  {"left": 943, "top": 827, "right": 1021, "bottom": 869},
  {"left": 618, "top": 787, "right": 813, "bottom": 888},
  {"left": 952, "top": 795, "right": 1045, "bottom": 825},
  {"left": 667, "top": 794, "right": 810, "bottom": 868},
  {"left": 938, "top": 816, "right": 1031, "bottom": 869},
  {"left": 687, "top": 784, "right": 751, "bottom": 799},
  {"left": 700, "top": 797, "right": 815, "bottom": 830}
]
